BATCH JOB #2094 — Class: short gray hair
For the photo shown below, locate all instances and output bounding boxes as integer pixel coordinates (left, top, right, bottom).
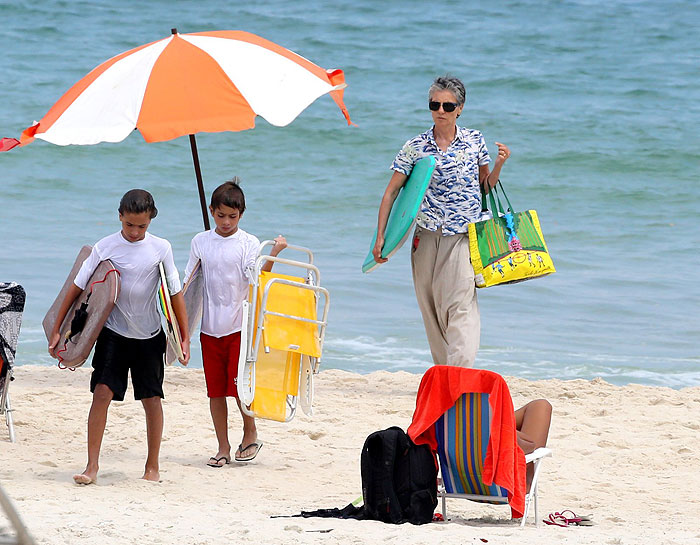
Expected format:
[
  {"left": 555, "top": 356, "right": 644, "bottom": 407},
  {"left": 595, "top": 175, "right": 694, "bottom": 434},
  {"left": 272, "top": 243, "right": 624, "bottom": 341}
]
[{"left": 428, "top": 75, "right": 466, "bottom": 106}]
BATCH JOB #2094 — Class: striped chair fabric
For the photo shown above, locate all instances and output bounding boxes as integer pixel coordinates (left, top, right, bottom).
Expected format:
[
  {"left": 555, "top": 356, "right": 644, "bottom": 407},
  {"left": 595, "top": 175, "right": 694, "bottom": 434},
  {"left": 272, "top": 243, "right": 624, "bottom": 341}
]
[{"left": 434, "top": 392, "right": 509, "bottom": 503}]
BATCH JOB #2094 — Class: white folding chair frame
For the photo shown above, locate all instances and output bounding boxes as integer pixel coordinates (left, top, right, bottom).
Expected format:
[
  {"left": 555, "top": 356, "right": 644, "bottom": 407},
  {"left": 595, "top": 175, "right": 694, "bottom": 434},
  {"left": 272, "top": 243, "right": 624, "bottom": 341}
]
[
  {"left": 521, "top": 447, "right": 552, "bottom": 527},
  {"left": 237, "top": 242, "right": 330, "bottom": 421},
  {"left": 1, "top": 372, "right": 15, "bottom": 443}
]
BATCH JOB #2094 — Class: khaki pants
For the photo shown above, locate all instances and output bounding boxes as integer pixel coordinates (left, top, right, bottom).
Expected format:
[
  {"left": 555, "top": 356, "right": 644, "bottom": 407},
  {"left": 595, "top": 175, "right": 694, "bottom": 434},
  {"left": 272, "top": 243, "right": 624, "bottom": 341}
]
[{"left": 411, "top": 226, "right": 480, "bottom": 367}]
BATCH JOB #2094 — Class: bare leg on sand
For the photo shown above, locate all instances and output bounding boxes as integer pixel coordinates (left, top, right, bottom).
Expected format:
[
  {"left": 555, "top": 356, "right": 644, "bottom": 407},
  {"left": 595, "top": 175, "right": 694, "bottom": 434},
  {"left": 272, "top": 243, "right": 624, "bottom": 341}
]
[
  {"left": 73, "top": 384, "right": 113, "bottom": 485},
  {"left": 234, "top": 398, "right": 260, "bottom": 462},
  {"left": 141, "top": 396, "right": 163, "bottom": 481},
  {"left": 207, "top": 397, "right": 232, "bottom": 467}
]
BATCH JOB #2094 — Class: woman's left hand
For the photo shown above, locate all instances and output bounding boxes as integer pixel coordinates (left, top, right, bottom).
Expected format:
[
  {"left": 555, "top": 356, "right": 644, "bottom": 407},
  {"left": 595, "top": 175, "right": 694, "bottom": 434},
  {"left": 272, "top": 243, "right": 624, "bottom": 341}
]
[{"left": 495, "top": 141, "right": 510, "bottom": 164}]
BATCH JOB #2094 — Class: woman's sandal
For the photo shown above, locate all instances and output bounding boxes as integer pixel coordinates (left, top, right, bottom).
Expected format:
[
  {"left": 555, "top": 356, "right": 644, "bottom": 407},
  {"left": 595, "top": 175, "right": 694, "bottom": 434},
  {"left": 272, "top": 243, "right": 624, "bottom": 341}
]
[
  {"left": 543, "top": 510, "right": 595, "bottom": 527},
  {"left": 543, "top": 513, "right": 568, "bottom": 527}
]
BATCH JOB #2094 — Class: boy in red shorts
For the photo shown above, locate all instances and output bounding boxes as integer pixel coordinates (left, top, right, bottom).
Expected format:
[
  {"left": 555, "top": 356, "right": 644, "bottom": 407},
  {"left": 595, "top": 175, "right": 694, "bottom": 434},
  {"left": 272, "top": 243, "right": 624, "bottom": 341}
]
[{"left": 184, "top": 178, "right": 286, "bottom": 466}]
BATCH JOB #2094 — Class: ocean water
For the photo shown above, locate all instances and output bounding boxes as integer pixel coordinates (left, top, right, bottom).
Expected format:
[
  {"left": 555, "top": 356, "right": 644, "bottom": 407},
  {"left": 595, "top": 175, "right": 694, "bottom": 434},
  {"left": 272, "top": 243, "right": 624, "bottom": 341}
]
[{"left": 1, "top": 0, "right": 698, "bottom": 387}]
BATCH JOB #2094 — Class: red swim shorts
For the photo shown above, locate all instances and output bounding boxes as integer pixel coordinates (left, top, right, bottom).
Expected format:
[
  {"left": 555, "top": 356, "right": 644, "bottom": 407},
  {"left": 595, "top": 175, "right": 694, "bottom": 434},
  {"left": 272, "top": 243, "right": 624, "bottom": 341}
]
[{"left": 200, "top": 331, "right": 241, "bottom": 398}]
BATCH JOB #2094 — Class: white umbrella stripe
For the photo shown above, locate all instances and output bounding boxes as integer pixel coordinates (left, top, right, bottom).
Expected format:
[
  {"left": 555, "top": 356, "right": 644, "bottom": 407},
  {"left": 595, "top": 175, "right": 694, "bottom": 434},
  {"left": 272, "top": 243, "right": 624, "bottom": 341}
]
[{"left": 38, "top": 38, "right": 171, "bottom": 146}]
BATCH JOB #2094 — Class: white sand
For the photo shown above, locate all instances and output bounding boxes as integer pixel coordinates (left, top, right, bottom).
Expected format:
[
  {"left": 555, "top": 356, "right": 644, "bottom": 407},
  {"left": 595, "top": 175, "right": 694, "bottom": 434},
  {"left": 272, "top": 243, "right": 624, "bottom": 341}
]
[{"left": 1, "top": 365, "right": 699, "bottom": 545}]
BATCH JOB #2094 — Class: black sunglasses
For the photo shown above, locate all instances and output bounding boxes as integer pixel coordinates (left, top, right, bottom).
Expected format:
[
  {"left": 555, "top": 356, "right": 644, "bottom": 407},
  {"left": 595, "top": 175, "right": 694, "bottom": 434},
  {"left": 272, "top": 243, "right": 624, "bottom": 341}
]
[{"left": 429, "top": 101, "right": 459, "bottom": 112}]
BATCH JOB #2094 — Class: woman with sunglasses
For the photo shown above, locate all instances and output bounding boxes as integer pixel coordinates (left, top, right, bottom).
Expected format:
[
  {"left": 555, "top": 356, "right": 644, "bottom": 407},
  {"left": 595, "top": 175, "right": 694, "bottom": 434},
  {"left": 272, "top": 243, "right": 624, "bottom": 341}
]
[{"left": 372, "top": 75, "right": 510, "bottom": 368}]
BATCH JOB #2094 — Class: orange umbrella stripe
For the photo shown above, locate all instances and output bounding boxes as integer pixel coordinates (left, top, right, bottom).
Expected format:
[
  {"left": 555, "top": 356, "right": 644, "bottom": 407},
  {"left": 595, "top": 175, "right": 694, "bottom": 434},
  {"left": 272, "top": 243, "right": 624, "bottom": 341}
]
[{"left": 137, "top": 35, "right": 256, "bottom": 143}]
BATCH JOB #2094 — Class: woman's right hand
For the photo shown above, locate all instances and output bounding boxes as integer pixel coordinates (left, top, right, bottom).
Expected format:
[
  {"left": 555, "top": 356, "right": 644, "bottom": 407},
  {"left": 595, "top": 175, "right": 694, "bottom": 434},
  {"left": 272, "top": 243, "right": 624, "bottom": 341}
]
[
  {"left": 372, "top": 236, "right": 388, "bottom": 263},
  {"left": 373, "top": 171, "right": 407, "bottom": 265}
]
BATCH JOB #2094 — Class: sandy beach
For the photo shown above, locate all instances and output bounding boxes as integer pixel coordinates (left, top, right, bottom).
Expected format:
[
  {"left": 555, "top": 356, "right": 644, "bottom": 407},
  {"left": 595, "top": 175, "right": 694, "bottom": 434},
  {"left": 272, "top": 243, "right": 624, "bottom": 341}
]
[{"left": 1, "top": 365, "right": 699, "bottom": 545}]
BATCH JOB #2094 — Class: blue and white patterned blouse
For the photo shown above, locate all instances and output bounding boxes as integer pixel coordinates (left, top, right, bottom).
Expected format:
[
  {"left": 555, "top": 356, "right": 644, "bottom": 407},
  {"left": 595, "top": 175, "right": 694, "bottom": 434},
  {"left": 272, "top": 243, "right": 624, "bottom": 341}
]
[{"left": 391, "top": 126, "right": 491, "bottom": 235}]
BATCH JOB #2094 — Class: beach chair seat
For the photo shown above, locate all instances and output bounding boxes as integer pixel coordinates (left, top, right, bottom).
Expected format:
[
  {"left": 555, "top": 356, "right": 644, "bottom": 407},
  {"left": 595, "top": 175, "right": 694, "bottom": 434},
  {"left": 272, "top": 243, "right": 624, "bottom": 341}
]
[
  {"left": 0, "top": 283, "right": 26, "bottom": 443},
  {"left": 238, "top": 242, "right": 329, "bottom": 422},
  {"left": 407, "top": 366, "right": 552, "bottom": 527}
]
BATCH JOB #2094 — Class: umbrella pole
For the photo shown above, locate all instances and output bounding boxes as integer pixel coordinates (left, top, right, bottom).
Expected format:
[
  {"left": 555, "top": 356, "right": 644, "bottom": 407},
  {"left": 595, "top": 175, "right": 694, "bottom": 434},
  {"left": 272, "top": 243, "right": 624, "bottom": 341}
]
[{"left": 189, "top": 134, "right": 210, "bottom": 230}]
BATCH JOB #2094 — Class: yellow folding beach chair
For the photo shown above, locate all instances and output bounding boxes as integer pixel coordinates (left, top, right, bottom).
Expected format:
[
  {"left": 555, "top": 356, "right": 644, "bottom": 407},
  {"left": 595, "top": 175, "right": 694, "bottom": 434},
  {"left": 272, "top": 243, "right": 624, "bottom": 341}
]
[{"left": 237, "top": 242, "right": 329, "bottom": 422}]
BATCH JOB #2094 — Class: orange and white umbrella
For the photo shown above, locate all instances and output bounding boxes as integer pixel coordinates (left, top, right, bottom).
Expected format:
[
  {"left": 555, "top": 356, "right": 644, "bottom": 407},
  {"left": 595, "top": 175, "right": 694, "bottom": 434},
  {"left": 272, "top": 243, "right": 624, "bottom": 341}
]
[{"left": 6, "top": 29, "right": 352, "bottom": 227}]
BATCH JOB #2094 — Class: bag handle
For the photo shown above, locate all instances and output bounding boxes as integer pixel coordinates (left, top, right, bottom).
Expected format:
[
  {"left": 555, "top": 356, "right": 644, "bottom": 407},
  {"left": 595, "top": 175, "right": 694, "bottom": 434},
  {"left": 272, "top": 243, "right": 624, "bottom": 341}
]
[
  {"left": 480, "top": 181, "right": 508, "bottom": 216},
  {"left": 479, "top": 182, "right": 501, "bottom": 215},
  {"left": 496, "top": 180, "right": 515, "bottom": 213},
  {"left": 480, "top": 179, "right": 515, "bottom": 216}
]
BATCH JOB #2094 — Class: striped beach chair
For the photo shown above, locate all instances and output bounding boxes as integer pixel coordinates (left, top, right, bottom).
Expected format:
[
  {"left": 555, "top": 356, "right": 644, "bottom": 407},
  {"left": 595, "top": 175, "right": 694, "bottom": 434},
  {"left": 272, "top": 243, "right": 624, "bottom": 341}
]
[
  {"left": 0, "top": 282, "right": 26, "bottom": 443},
  {"left": 435, "top": 392, "right": 551, "bottom": 527}
]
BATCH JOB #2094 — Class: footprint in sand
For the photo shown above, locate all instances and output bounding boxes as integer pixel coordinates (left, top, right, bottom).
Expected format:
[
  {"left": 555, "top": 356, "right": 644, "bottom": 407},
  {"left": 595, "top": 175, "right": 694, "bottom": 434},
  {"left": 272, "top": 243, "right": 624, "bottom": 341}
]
[{"left": 597, "top": 440, "right": 629, "bottom": 449}]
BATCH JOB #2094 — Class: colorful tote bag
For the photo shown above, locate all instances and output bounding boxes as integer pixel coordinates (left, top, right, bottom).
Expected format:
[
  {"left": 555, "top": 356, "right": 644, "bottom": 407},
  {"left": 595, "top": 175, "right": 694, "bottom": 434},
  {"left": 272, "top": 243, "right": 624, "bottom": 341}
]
[{"left": 468, "top": 182, "right": 555, "bottom": 288}]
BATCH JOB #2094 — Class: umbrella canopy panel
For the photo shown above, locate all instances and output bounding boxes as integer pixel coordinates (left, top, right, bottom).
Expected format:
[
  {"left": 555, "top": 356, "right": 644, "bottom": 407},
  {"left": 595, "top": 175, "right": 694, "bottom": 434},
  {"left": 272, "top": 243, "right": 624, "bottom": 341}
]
[{"left": 21, "top": 30, "right": 351, "bottom": 146}]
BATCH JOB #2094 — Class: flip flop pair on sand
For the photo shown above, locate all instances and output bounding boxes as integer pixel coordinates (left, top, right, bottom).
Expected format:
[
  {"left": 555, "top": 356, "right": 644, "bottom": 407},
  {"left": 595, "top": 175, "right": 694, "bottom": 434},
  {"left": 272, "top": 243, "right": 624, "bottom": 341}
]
[
  {"left": 543, "top": 510, "right": 595, "bottom": 527},
  {"left": 207, "top": 442, "right": 263, "bottom": 467}
]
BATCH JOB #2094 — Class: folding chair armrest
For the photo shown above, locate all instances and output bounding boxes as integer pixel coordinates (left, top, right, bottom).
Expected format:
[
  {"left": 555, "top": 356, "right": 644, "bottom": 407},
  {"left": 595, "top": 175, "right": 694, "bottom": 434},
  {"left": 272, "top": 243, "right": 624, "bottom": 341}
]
[
  {"left": 525, "top": 447, "right": 552, "bottom": 463},
  {"left": 259, "top": 240, "right": 314, "bottom": 263},
  {"left": 254, "top": 255, "right": 322, "bottom": 285}
]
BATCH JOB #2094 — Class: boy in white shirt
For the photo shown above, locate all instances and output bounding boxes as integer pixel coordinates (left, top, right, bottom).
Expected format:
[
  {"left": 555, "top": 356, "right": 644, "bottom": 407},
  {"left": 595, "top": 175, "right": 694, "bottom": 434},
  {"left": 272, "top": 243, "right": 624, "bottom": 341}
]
[
  {"left": 184, "top": 178, "right": 286, "bottom": 466},
  {"left": 49, "top": 189, "right": 190, "bottom": 484}
]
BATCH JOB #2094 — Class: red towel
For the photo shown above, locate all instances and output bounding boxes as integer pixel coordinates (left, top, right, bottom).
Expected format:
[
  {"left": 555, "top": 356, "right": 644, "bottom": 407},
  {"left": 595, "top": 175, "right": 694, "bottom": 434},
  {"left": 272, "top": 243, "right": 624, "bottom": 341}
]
[{"left": 407, "top": 366, "right": 527, "bottom": 519}]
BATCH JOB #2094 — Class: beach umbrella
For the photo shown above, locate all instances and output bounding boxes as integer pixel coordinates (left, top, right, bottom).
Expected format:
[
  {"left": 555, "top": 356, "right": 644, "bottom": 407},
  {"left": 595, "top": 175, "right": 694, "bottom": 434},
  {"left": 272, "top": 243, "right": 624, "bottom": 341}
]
[{"left": 3, "top": 29, "right": 352, "bottom": 229}]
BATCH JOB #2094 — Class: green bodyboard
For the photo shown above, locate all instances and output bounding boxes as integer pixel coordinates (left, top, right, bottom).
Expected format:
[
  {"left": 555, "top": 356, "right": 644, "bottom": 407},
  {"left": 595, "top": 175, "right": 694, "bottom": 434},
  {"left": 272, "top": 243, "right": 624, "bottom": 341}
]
[{"left": 362, "top": 156, "right": 436, "bottom": 273}]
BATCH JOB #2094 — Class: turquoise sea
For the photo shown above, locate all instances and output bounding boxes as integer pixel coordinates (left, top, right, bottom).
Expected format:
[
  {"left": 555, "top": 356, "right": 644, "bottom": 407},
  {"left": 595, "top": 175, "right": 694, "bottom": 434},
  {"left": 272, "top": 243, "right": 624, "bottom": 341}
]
[{"left": 1, "top": 0, "right": 698, "bottom": 387}]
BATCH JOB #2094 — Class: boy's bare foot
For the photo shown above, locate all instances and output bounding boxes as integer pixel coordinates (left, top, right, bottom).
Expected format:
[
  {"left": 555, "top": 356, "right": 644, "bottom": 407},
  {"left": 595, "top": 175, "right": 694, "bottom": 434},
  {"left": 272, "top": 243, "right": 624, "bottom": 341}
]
[
  {"left": 142, "top": 467, "right": 160, "bottom": 482},
  {"left": 73, "top": 472, "right": 97, "bottom": 485}
]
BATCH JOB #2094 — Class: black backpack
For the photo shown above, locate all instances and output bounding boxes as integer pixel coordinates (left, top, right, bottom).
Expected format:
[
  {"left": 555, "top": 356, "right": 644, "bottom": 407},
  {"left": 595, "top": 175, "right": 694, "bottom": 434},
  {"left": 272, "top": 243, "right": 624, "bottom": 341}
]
[
  {"left": 360, "top": 426, "right": 438, "bottom": 525},
  {"left": 280, "top": 426, "right": 438, "bottom": 525}
]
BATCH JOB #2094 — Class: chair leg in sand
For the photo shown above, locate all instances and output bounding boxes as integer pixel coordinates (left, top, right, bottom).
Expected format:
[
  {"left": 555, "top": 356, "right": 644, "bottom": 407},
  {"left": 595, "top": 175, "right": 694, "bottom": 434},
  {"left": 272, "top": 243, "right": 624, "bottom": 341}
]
[{"left": 1, "top": 387, "right": 15, "bottom": 444}]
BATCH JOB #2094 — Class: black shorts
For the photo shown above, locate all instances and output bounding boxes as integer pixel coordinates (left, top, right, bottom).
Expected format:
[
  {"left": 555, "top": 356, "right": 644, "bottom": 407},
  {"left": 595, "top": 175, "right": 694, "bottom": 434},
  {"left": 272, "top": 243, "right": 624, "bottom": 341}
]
[{"left": 90, "top": 327, "right": 166, "bottom": 401}]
